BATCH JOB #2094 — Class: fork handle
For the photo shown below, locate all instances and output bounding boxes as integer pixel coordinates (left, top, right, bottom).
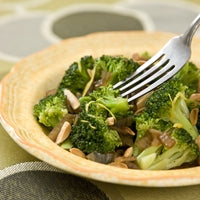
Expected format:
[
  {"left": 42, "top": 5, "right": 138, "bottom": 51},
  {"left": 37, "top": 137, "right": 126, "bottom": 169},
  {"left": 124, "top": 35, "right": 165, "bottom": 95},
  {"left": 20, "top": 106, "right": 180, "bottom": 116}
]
[{"left": 181, "top": 14, "right": 200, "bottom": 46}]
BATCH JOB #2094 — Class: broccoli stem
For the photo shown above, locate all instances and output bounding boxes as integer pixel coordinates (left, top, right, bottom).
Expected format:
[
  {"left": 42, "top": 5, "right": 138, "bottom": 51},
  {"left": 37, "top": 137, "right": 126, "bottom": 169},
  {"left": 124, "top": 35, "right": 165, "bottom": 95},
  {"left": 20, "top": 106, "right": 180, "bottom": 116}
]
[{"left": 172, "top": 93, "right": 198, "bottom": 139}]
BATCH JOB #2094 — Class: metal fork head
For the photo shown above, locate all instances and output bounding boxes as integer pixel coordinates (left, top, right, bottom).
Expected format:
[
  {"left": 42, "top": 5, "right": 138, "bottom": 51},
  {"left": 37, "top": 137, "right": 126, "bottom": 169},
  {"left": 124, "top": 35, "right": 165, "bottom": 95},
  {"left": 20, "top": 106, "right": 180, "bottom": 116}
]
[
  {"left": 113, "top": 14, "right": 200, "bottom": 103},
  {"left": 113, "top": 36, "right": 191, "bottom": 103}
]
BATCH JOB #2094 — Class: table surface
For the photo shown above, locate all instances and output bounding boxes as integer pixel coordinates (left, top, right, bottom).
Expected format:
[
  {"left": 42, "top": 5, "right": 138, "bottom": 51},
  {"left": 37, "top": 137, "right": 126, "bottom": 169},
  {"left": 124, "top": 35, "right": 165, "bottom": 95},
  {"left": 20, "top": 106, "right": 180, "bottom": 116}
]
[{"left": 1, "top": 0, "right": 200, "bottom": 199}]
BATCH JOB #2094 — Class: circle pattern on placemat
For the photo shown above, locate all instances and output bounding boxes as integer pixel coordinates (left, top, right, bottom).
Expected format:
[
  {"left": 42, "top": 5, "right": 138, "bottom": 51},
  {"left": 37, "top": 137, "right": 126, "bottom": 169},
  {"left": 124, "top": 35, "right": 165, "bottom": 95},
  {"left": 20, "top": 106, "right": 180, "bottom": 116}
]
[
  {"left": 52, "top": 11, "right": 144, "bottom": 39},
  {"left": 0, "top": 170, "right": 108, "bottom": 200}
]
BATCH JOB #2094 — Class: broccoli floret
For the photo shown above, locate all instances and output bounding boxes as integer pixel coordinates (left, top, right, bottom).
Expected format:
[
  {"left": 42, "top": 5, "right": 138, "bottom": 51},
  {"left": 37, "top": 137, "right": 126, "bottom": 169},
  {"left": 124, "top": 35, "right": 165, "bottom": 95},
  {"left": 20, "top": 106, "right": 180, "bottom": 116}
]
[
  {"left": 57, "top": 56, "right": 94, "bottom": 94},
  {"left": 94, "top": 55, "right": 139, "bottom": 84},
  {"left": 134, "top": 112, "right": 173, "bottom": 141},
  {"left": 80, "top": 85, "right": 131, "bottom": 119},
  {"left": 145, "top": 78, "right": 198, "bottom": 139},
  {"left": 90, "top": 85, "right": 130, "bottom": 118},
  {"left": 133, "top": 111, "right": 173, "bottom": 156},
  {"left": 70, "top": 86, "right": 125, "bottom": 154},
  {"left": 140, "top": 51, "right": 151, "bottom": 60},
  {"left": 33, "top": 93, "right": 68, "bottom": 128},
  {"left": 136, "top": 128, "right": 199, "bottom": 170},
  {"left": 175, "top": 62, "right": 200, "bottom": 97},
  {"left": 70, "top": 110, "right": 122, "bottom": 154}
]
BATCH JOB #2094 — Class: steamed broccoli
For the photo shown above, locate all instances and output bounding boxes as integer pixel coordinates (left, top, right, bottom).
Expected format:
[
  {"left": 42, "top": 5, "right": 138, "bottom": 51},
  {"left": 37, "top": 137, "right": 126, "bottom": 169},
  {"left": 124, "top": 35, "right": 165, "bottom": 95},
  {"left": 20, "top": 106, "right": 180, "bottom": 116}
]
[
  {"left": 81, "top": 85, "right": 130, "bottom": 118},
  {"left": 94, "top": 55, "right": 139, "bottom": 84},
  {"left": 145, "top": 78, "right": 199, "bottom": 139},
  {"left": 136, "top": 128, "right": 199, "bottom": 170},
  {"left": 33, "top": 93, "right": 67, "bottom": 128},
  {"left": 57, "top": 56, "right": 94, "bottom": 95},
  {"left": 133, "top": 111, "right": 173, "bottom": 156},
  {"left": 70, "top": 108, "right": 122, "bottom": 154},
  {"left": 175, "top": 62, "right": 200, "bottom": 97},
  {"left": 70, "top": 85, "right": 132, "bottom": 153},
  {"left": 134, "top": 112, "right": 170, "bottom": 140}
]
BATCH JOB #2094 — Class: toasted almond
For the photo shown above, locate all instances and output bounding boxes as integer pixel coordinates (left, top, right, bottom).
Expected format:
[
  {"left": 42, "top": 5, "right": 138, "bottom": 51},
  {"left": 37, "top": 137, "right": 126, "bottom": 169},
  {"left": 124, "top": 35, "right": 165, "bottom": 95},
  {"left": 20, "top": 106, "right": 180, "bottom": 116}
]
[
  {"left": 136, "top": 91, "right": 153, "bottom": 110},
  {"left": 190, "top": 108, "right": 199, "bottom": 126},
  {"left": 190, "top": 93, "right": 200, "bottom": 101},
  {"left": 46, "top": 88, "right": 57, "bottom": 96},
  {"left": 64, "top": 89, "right": 80, "bottom": 110},
  {"left": 149, "top": 128, "right": 162, "bottom": 146},
  {"left": 106, "top": 117, "right": 115, "bottom": 126},
  {"left": 48, "top": 114, "right": 75, "bottom": 142},
  {"left": 134, "top": 107, "right": 145, "bottom": 114},
  {"left": 70, "top": 148, "right": 86, "bottom": 158},
  {"left": 123, "top": 127, "right": 135, "bottom": 136},
  {"left": 148, "top": 128, "right": 162, "bottom": 136},
  {"left": 114, "top": 156, "right": 136, "bottom": 163},
  {"left": 109, "top": 162, "right": 128, "bottom": 168},
  {"left": 137, "top": 60, "right": 146, "bottom": 66},
  {"left": 55, "top": 121, "right": 71, "bottom": 144},
  {"left": 112, "top": 126, "right": 135, "bottom": 136},
  {"left": 123, "top": 147, "right": 133, "bottom": 158},
  {"left": 132, "top": 53, "right": 140, "bottom": 61}
]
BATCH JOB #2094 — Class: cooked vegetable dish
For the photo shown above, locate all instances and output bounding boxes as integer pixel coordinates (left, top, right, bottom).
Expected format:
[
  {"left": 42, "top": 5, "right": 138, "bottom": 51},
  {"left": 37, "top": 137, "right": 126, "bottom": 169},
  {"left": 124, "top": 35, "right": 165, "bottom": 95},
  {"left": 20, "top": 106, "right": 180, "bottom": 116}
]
[{"left": 33, "top": 53, "right": 200, "bottom": 170}]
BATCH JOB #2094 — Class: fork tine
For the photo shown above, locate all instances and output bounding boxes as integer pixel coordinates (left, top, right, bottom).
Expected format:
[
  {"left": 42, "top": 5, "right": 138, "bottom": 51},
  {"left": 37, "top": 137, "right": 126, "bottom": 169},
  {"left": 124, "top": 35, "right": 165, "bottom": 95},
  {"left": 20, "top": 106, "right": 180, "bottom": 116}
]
[
  {"left": 127, "top": 65, "right": 181, "bottom": 102},
  {"left": 121, "top": 62, "right": 174, "bottom": 97},
  {"left": 113, "top": 51, "right": 164, "bottom": 89},
  {"left": 119, "top": 57, "right": 169, "bottom": 92}
]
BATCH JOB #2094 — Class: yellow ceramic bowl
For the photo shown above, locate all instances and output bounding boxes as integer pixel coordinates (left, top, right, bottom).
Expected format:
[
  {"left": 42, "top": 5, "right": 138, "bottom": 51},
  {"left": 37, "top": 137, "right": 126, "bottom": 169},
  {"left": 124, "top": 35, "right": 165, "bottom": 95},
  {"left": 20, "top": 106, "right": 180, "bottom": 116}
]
[{"left": 1, "top": 31, "right": 200, "bottom": 187}]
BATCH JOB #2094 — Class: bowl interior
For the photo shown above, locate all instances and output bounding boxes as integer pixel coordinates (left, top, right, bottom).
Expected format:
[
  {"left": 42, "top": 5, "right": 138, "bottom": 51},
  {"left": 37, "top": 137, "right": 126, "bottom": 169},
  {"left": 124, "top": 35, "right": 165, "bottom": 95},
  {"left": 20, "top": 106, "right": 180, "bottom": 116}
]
[{"left": 1, "top": 31, "right": 200, "bottom": 187}]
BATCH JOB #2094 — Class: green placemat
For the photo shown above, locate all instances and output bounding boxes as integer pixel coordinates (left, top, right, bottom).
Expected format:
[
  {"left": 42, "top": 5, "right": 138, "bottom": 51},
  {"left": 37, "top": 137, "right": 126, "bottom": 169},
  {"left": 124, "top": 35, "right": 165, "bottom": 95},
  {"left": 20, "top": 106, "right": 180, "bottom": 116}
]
[{"left": 0, "top": 162, "right": 109, "bottom": 200}]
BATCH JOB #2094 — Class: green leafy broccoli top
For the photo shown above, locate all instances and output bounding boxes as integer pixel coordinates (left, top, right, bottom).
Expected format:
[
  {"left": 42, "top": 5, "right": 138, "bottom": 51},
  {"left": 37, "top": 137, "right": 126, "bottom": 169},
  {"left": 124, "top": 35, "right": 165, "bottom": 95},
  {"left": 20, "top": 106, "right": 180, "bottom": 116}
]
[
  {"left": 94, "top": 55, "right": 139, "bottom": 84},
  {"left": 145, "top": 78, "right": 198, "bottom": 139},
  {"left": 80, "top": 85, "right": 131, "bottom": 119},
  {"left": 175, "top": 62, "right": 200, "bottom": 97},
  {"left": 33, "top": 93, "right": 67, "bottom": 128},
  {"left": 70, "top": 110, "right": 122, "bottom": 154},
  {"left": 57, "top": 56, "right": 94, "bottom": 95}
]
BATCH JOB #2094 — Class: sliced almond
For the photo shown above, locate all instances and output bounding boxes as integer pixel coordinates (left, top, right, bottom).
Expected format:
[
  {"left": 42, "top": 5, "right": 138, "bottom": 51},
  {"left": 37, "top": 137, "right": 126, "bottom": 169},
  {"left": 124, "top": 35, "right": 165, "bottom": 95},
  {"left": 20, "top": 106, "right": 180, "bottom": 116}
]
[
  {"left": 123, "top": 147, "right": 133, "bottom": 158},
  {"left": 111, "top": 126, "right": 135, "bottom": 136},
  {"left": 132, "top": 53, "right": 140, "bottom": 61},
  {"left": 55, "top": 121, "right": 71, "bottom": 144},
  {"left": 134, "top": 107, "right": 145, "bottom": 114},
  {"left": 46, "top": 88, "right": 57, "bottom": 96},
  {"left": 190, "top": 93, "right": 200, "bottom": 101},
  {"left": 190, "top": 108, "right": 199, "bottom": 126},
  {"left": 136, "top": 91, "right": 153, "bottom": 110},
  {"left": 148, "top": 128, "right": 163, "bottom": 136},
  {"left": 70, "top": 148, "right": 85, "bottom": 158},
  {"left": 106, "top": 117, "right": 115, "bottom": 126},
  {"left": 48, "top": 114, "right": 75, "bottom": 142},
  {"left": 64, "top": 89, "right": 80, "bottom": 110},
  {"left": 122, "top": 127, "right": 135, "bottom": 136},
  {"left": 137, "top": 60, "right": 146, "bottom": 66},
  {"left": 109, "top": 162, "right": 128, "bottom": 168},
  {"left": 114, "top": 156, "right": 136, "bottom": 163}
]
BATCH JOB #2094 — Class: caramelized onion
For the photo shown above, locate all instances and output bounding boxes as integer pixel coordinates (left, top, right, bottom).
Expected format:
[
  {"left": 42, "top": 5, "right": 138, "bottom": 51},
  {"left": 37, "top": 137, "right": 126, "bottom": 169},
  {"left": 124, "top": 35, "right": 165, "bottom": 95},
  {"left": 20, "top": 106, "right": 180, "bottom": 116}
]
[
  {"left": 159, "top": 132, "right": 175, "bottom": 148},
  {"left": 86, "top": 152, "right": 115, "bottom": 164}
]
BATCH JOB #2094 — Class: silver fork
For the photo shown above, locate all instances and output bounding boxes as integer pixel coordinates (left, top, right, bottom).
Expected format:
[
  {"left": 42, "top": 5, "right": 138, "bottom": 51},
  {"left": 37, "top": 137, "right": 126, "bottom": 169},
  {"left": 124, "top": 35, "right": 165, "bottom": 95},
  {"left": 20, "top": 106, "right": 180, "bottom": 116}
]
[{"left": 113, "top": 14, "right": 200, "bottom": 102}]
